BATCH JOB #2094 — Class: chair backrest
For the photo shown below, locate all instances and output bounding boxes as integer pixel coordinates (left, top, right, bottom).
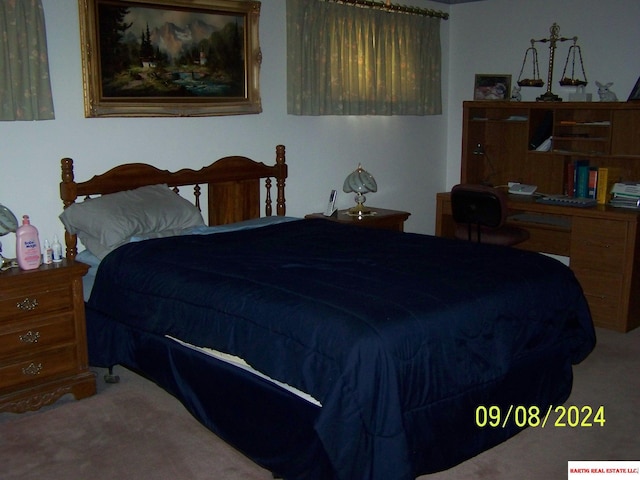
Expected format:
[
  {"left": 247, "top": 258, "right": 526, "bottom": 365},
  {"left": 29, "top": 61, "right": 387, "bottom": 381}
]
[{"left": 451, "top": 184, "right": 507, "bottom": 229}]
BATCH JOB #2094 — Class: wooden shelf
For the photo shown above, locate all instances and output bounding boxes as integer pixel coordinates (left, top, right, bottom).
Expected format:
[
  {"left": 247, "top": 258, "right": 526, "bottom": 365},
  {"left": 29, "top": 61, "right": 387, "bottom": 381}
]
[
  {"left": 451, "top": 101, "right": 640, "bottom": 332},
  {"left": 462, "top": 101, "right": 640, "bottom": 194}
]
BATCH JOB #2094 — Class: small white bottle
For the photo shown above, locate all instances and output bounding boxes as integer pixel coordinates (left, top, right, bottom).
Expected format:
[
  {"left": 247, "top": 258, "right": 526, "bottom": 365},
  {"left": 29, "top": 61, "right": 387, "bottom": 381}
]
[
  {"left": 43, "top": 239, "right": 53, "bottom": 264},
  {"left": 51, "top": 235, "right": 63, "bottom": 263}
]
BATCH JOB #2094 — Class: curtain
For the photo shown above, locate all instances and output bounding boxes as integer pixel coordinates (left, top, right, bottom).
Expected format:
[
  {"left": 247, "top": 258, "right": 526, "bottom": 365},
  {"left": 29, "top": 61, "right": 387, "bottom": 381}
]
[
  {"left": 0, "top": 0, "right": 54, "bottom": 121},
  {"left": 287, "top": 0, "right": 442, "bottom": 116}
]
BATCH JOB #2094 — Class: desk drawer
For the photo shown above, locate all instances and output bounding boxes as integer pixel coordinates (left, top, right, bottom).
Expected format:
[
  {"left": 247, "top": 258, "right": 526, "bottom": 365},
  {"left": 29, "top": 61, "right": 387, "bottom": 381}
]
[
  {"left": 572, "top": 268, "right": 622, "bottom": 329},
  {"left": 515, "top": 225, "right": 571, "bottom": 256},
  {"left": 570, "top": 218, "right": 627, "bottom": 273}
]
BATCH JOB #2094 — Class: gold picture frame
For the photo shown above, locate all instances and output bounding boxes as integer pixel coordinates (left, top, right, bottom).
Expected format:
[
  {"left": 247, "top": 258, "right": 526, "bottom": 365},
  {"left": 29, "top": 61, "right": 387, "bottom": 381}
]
[{"left": 79, "top": 0, "right": 262, "bottom": 117}]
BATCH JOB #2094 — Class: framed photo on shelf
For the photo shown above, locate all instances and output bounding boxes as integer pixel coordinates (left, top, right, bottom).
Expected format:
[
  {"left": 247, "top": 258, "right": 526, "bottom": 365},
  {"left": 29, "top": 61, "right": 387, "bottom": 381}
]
[
  {"left": 474, "top": 74, "right": 512, "bottom": 101},
  {"left": 78, "top": 0, "right": 262, "bottom": 117},
  {"left": 627, "top": 77, "right": 640, "bottom": 101}
]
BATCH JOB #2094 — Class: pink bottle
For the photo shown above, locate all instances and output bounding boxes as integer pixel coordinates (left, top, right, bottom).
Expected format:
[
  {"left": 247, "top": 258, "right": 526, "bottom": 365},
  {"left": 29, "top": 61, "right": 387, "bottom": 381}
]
[{"left": 16, "top": 215, "right": 42, "bottom": 270}]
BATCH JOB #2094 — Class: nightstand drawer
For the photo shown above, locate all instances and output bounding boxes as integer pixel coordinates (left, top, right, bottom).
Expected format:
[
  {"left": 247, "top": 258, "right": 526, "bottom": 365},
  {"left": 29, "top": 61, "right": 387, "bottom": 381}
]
[
  {"left": 0, "top": 313, "right": 75, "bottom": 360},
  {"left": 0, "top": 346, "right": 79, "bottom": 391},
  {"left": 0, "top": 285, "right": 73, "bottom": 321}
]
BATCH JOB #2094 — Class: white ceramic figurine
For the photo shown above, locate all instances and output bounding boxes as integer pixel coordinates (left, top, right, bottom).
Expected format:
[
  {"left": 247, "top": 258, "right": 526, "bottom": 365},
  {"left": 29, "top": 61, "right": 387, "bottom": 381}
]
[{"left": 596, "top": 81, "right": 618, "bottom": 101}]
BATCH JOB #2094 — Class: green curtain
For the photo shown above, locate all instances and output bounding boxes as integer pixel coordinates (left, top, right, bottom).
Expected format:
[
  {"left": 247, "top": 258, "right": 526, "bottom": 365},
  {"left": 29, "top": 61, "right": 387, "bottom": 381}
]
[
  {"left": 0, "top": 0, "right": 54, "bottom": 121},
  {"left": 287, "top": 0, "right": 442, "bottom": 116}
]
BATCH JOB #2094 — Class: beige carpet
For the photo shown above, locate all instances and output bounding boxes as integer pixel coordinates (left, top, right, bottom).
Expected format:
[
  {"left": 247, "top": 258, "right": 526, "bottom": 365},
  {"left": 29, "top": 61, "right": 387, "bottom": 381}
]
[{"left": 1, "top": 327, "right": 638, "bottom": 480}]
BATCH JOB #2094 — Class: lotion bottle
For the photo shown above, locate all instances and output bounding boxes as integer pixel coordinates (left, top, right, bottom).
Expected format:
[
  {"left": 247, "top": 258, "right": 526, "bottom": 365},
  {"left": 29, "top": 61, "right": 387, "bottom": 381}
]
[
  {"left": 16, "top": 215, "right": 42, "bottom": 270},
  {"left": 43, "top": 239, "right": 53, "bottom": 264},
  {"left": 51, "top": 234, "right": 63, "bottom": 263}
]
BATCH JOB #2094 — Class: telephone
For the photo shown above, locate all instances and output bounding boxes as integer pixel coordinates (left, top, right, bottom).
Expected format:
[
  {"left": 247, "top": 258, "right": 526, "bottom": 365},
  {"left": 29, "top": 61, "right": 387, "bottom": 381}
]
[
  {"left": 508, "top": 182, "right": 537, "bottom": 195},
  {"left": 323, "top": 189, "right": 338, "bottom": 216}
]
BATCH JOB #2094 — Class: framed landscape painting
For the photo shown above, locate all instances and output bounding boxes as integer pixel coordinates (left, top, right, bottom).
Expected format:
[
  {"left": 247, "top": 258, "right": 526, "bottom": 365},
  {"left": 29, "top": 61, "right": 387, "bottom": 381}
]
[{"left": 79, "top": 0, "right": 262, "bottom": 117}]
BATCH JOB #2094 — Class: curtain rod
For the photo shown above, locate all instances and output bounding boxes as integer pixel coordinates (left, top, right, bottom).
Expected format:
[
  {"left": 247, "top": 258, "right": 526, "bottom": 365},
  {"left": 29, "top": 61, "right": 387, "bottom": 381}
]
[{"left": 322, "top": 0, "right": 449, "bottom": 20}]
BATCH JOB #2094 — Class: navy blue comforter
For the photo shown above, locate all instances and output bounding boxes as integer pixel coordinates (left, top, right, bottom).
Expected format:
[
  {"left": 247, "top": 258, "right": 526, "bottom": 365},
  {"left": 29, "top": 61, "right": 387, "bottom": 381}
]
[{"left": 88, "top": 219, "right": 595, "bottom": 479}]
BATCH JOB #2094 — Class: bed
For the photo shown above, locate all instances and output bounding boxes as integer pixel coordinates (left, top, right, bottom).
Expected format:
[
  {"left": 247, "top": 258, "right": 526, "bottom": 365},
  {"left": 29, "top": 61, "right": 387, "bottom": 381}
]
[{"left": 59, "top": 145, "right": 596, "bottom": 480}]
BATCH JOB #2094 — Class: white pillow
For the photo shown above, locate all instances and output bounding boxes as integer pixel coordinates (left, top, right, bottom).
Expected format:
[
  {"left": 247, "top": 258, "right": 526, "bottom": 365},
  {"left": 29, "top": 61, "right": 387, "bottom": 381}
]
[{"left": 59, "top": 184, "right": 205, "bottom": 259}]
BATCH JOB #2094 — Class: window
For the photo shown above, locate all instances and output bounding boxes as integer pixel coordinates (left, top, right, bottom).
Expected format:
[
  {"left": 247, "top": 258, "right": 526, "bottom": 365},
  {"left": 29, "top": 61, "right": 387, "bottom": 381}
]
[{"left": 286, "top": 0, "right": 444, "bottom": 115}]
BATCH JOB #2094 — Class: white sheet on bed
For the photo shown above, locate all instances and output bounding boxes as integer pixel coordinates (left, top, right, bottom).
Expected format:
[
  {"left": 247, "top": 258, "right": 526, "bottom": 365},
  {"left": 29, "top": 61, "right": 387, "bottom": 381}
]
[{"left": 166, "top": 335, "right": 321, "bottom": 407}]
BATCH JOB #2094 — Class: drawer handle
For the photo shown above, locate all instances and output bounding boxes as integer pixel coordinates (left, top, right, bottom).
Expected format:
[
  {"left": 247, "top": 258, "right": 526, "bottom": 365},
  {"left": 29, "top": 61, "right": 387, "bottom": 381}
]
[
  {"left": 19, "top": 330, "right": 41, "bottom": 343},
  {"left": 16, "top": 298, "right": 38, "bottom": 311},
  {"left": 22, "top": 362, "right": 43, "bottom": 376},
  {"left": 584, "top": 292, "right": 607, "bottom": 300},
  {"left": 584, "top": 240, "right": 611, "bottom": 249}
]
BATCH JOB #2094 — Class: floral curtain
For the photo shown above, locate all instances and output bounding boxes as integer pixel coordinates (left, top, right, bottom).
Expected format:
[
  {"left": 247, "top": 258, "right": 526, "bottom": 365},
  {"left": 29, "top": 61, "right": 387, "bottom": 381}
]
[
  {"left": 287, "top": 0, "right": 442, "bottom": 116},
  {"left": 0, "top": 0, "right": 55, "bottom": 121}
]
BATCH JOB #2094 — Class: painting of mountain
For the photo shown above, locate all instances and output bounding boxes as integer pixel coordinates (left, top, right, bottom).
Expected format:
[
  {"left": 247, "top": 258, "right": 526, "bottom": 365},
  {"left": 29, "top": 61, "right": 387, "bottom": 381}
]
[{"left": 98, "top": 2, "right": 246, "bottom": 98}]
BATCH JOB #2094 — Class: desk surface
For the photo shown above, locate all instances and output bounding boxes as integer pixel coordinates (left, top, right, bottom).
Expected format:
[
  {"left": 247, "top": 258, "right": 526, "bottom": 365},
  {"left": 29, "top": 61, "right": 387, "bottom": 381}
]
[{"left": 438, "top": 192, "right": 640, "bottom": 221}]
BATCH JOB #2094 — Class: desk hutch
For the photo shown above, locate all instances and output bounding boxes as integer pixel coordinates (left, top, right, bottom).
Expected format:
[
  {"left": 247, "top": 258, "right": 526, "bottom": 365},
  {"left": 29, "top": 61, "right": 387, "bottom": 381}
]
[{"left": 436, "top": 101, "right": 640, "bottom": 332}]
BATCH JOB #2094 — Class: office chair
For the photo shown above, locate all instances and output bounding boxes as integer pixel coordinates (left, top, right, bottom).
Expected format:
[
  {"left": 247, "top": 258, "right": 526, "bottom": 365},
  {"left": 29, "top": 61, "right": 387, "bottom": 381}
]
[{"left": 451, "top": 184, "right": 530, "bottom": 246}]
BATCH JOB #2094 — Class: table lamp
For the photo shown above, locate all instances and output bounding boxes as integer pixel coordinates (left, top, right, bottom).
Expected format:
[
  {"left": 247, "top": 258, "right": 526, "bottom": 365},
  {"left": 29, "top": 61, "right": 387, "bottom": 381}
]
[
  {"left": 0, "top": 204, "right": 18, "bottom": 271},
  {"left": 343, "top": 164, "right": 377, "bottom": 215}
]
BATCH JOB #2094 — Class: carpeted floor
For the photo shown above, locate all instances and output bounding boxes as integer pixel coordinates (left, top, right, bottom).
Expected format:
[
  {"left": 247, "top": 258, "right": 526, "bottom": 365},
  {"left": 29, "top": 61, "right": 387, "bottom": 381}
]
[{"left": 1, "top": 327, "right": 638, "bottom": 480}]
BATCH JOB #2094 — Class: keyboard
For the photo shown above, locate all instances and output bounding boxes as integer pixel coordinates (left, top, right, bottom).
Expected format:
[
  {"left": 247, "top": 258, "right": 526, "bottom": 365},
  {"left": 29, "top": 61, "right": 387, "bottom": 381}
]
[{"left": 536, "top": 195, "right": 597, "bottom": 208}]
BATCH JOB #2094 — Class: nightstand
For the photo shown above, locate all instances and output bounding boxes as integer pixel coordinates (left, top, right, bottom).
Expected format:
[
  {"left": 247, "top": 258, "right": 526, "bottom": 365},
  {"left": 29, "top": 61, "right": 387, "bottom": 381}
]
[
  {"left": 0, "top": 260, "right": 96, "bottom": 413},
  {"left": 305, "top": 207, "right": 411, "bottom": 232}
]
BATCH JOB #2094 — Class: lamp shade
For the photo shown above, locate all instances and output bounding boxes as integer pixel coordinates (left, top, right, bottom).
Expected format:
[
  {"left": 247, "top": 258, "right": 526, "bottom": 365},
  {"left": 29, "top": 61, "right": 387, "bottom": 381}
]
[
  {"left": 0, "top": 204, "right": 18, "bottom": 270},
  {"left": 0, "top": 204, "right": 18, "bottom": 236},
  {"left": 343, "top": 164, "right": 377, "bottom": 195},
  {"left": 343, "top": 164, "right": 377, "bottom": 215}
]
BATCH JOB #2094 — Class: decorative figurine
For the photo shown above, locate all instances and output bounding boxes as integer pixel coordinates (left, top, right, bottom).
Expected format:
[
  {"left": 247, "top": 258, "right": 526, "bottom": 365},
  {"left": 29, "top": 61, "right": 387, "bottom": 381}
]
[
  {"left": 596, "top": 81, "right": 618, "bottom": 101},
  {"left": 511, "top": 85, "right": 522, "bottom": 101}
]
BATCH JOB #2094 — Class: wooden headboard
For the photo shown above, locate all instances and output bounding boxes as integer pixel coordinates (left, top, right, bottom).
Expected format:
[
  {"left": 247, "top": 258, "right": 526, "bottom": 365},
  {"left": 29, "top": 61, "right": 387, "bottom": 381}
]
[{"left": 60, "top": 145, "right": 287, "bottom": 259}]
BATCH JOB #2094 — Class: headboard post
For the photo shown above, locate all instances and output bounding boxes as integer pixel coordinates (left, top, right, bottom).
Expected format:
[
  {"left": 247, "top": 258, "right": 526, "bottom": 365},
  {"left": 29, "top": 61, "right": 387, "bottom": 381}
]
[
  {"left": 60, "top": 158, "right": 79, "bottom": 260},
  {"left": 275, "top": 144, "right": 286, "bottom": 216}
]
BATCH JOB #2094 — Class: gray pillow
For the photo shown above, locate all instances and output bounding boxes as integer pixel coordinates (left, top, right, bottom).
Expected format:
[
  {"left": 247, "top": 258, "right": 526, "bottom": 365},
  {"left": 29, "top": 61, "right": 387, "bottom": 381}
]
[{"left": 60, "top": 184, "right": 205, "bottom": 259}]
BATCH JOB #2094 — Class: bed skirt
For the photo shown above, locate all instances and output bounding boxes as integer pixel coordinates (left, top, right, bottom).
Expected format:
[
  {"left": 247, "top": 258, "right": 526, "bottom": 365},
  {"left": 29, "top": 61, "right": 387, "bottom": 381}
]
[{"left": 85, "top": 305, "right": 576, "bottom": 480}]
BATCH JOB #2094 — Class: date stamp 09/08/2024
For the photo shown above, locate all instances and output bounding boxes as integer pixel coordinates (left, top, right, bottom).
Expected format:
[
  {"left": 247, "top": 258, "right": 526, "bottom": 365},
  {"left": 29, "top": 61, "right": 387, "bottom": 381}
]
[
  {"left": 474, "top": 404, "right": 605, "bottom": 429},
  {"left": 475, "top": 405, "right": 640, "bottom": 478}
]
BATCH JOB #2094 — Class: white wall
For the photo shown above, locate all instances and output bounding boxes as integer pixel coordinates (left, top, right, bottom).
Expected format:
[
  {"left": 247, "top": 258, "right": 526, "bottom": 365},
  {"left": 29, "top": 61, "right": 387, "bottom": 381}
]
[
  {"left": 445, "top": 0, "right": 640, "bottom": 188},
  {"left": 0, "top": 0, "right": 450, "bottom": 258},
  {"left": 2, "top": 0, "right": 638, "bottom": 259}
]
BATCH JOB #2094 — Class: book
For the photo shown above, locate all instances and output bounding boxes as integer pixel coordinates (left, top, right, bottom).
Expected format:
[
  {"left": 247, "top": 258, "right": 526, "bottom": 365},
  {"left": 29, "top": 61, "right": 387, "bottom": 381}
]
[
  {"left": 596, "top": 167, "right": 625, "bottom": 204},
  {"left": 588, "top": 167, "right": 598, "bottom": 199},
  {"left": 574, "top": 161, "right": 591, "bottom": 198},
  {"left": 566, "top": 159, "right": 589, "bottom": 197},
  {"left": 566, "top": 162, "right": 575, "bottom": 197}
]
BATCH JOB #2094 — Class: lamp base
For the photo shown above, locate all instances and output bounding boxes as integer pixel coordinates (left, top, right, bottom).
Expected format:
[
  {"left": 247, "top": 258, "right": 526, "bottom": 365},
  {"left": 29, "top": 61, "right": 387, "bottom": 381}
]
[
  {"left": 347, "top": 203, "right": 375, "bottom": 216},
  {"left": 0, "top": 255, "right": 17, "bottom": 271}
]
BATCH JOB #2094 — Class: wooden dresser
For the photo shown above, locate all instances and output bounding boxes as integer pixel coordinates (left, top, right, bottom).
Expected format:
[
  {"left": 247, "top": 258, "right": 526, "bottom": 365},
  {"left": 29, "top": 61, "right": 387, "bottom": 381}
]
[{"left": 0, "top": 260, "right": 96, "bottom": 412}]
